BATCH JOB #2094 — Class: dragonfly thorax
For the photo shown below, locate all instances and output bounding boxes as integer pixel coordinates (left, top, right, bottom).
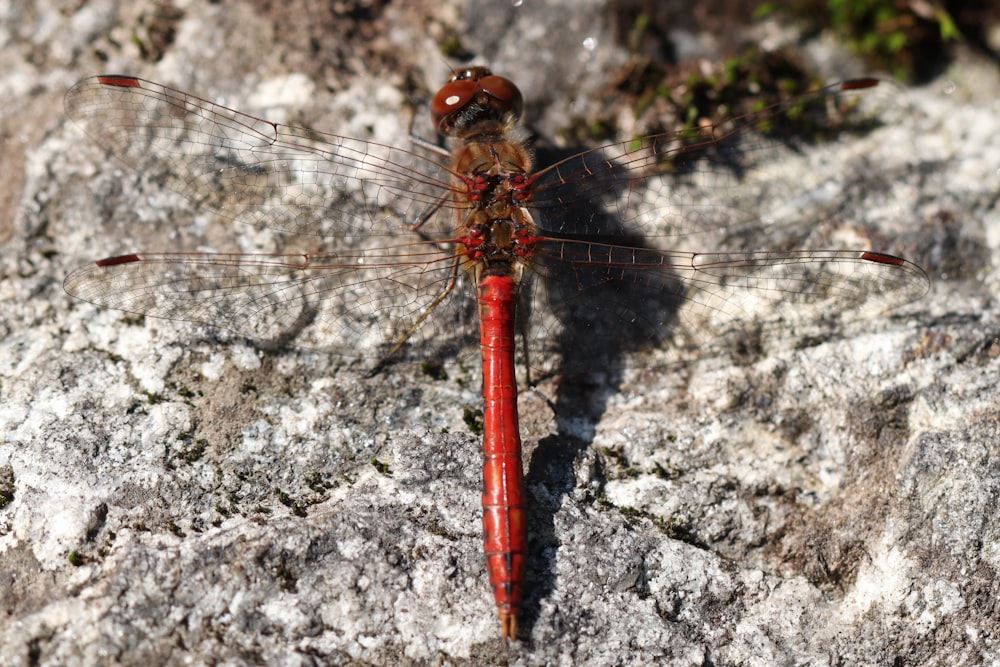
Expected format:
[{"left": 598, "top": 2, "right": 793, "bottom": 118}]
[{"left": 461, "top": 218, "right": 538, "bottom": 279}]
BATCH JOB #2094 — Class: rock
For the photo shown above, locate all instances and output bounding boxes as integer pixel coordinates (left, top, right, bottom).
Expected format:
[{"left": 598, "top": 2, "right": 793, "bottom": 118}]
[{"left": 1, "top": 1, "right": 998, "bottom": 664}]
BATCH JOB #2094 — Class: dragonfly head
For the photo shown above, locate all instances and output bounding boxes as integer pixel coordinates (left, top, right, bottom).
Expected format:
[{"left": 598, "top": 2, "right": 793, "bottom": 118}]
[{"left": 431, "top": 67, "right": 524, "bottom": 137}]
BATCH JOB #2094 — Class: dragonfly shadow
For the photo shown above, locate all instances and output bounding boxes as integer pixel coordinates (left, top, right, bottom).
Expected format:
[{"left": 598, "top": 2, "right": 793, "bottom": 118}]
[
  {"left": 527, "top": 143, "right": 691, "bottom": 371},
  {"left": 519, "top": 144, "right": 688, "bottom": 635}
]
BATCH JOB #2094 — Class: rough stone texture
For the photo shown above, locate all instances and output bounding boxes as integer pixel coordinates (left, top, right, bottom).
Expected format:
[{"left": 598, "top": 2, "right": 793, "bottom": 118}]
[{"left": 2, "top": 1, "right": 999, "bottom": 665}]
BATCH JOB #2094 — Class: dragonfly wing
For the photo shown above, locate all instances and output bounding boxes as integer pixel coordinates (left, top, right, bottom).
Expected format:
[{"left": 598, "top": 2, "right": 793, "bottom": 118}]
[
  {"left": 527, "top": 80, "right": 884, "bottom": 240},
  {"left": 525, "top": 239, "right": 928, "bottom": 371},
  {"left": 64, "top": 75, "right": 461, "bottom": 240},
  {"left": 64, "top": 244, "right": 479, "bottom": 363}
]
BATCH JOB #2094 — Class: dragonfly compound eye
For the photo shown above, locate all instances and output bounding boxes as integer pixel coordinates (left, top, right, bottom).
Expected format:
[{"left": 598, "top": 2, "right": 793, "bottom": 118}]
[
  {"left": 431, "top": 78, "right": 481, "bottom": 133},
  {"left": 431, "top": 70, "right": 524, "bottom": 135},
  {"left": 478, "top": 75, "right": 523, "bottom": 120}
]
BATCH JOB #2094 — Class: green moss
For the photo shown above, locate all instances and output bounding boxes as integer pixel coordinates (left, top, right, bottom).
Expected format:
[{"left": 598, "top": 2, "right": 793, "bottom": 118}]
[
  {"left": 0, "top": 467, "right": 14, "bottom": 510},
  {"left": 759, "top": 0, "right": 960, "bottom": 81},
  {"left": 274, "top": 487, "right": 307, "bottom": 517},
  {"left": 370, "top": 457, "right": 392, "bottom": 476},
  {"left": 462, "top": 405, "right": 484, "bottom": 436},
  {"left": 421, "top": 358, "right": 447, "bottom": 381}
]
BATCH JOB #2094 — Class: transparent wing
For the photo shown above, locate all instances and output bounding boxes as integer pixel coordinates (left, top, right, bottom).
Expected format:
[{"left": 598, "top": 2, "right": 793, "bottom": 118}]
[
  {"left": 63, "top": 242, "right": 479, "bottom": 364},
  {"left": 527, "top": 79, "right": 885, "bottom": 240},
  {"left": 64, "top": 75, "right": 463, "bottom": 240},
  {"left": 522, "top": 239, "right": 928, "bottom": 372}
]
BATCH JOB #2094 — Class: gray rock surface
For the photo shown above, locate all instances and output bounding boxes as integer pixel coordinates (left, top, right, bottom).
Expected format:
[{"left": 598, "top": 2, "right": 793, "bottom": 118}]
[{"left": 2, "top": 1, "right": 999, "bottom": 665}]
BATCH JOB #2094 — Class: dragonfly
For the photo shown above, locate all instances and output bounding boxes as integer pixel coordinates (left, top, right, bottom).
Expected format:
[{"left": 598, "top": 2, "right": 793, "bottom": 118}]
[{"left": 63, "top": 68, "right": 928, "bottom": 640}]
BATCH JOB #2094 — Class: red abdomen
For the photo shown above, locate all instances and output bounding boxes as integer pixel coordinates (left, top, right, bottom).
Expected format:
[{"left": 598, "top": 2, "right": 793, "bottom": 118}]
[{"left": 478, "top": 273, "right": 527, "bottom": 640}]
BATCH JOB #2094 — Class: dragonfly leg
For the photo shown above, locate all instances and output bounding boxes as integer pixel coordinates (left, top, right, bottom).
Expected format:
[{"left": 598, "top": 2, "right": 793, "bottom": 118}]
[
  {"left": 408, "top": 194, "right": 448, "bottom": 233},
  {"left": 406, "top": 104, "right": 450, "bottom": 157},
  {"left": 366, "top": 253, "right": 463, "bottom": 377},
  {"left": 403, "top": 105, "right": 451, "bottom": 232},
  {"left": 517, "top": 303, "right": 534, "bottom": 388}
]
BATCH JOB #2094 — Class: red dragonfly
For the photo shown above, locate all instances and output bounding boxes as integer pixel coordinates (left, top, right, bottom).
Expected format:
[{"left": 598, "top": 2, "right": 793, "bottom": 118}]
[{"left": 63, "top": 69, "right": 928, "bottom": 639}]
